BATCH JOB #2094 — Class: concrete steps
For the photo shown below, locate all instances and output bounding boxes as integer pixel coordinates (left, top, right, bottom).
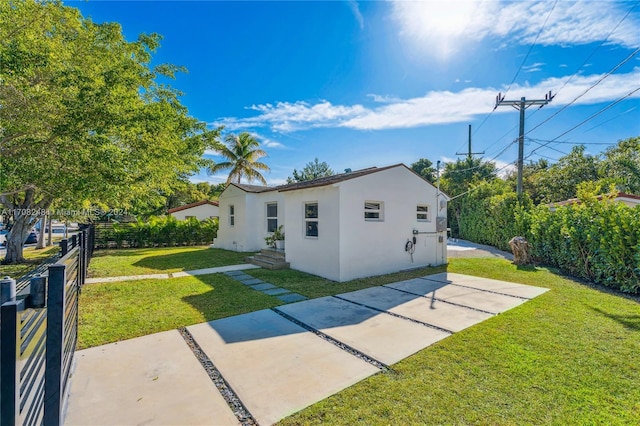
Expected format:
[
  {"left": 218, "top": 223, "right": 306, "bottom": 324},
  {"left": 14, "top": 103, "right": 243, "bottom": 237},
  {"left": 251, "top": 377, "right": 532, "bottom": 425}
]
[{"left": 246, "top": 248, "right": 290, "bottom": 270}]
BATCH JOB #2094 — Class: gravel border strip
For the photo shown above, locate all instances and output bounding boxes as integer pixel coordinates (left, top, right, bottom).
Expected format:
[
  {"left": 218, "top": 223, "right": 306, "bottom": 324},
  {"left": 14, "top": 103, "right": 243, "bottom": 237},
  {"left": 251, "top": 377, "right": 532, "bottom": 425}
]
[
  {"left": 333, "top": 295, "right": 455, "bottom": 334},
  {"left": 271, "top": 308, "right": 389, "bottom": 371},
  {"left": 380, "top": 285, "right": 498, "bottom": 315},
  {"left": 178, "top": 327, "right": 258, "bottom": 426}
]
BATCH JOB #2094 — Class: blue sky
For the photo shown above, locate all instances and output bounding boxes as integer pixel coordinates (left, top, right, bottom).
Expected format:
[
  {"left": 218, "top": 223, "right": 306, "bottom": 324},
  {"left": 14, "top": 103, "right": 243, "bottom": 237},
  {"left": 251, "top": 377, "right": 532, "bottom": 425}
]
[{"left": 70, "top": 0, "right": 640, "bottom": 186}]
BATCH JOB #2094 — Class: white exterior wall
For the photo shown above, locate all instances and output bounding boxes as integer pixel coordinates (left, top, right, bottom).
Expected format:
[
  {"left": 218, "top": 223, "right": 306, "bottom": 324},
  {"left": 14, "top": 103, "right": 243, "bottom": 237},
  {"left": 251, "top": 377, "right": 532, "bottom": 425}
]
[
  {"left": 336, "top": 167, "right": 447, "bottom": 282},
  {"left": 170, "top": 203, "right": 219, "bottom": 221},
  {"left": 216, "top": 185, "right": 249, "bottom": 251},
  {"left": 216, "top": 186, "right": 286, "bottom": 252},
  {"left": 283, "top": 186, "right": 341, "bottom": 281}
]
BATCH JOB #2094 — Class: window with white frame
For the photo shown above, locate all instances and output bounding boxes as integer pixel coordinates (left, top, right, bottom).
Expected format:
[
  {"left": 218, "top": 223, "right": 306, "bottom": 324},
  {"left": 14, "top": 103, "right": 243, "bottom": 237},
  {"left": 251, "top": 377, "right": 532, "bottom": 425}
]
[
  {"left": 266, "top": 202, "right": 278, "bottom": 232},
  {"left": 229, "top": 205, "right": 235, "bottom": 226},
  {"left": 304, "top": 202, "right": 318, "bottom": 237},
  {"left": 417, "top": 204, "right": 430, "bottom": 221},
  {"left": 364, "top": 201, "right": 383, "bottom": 221}
]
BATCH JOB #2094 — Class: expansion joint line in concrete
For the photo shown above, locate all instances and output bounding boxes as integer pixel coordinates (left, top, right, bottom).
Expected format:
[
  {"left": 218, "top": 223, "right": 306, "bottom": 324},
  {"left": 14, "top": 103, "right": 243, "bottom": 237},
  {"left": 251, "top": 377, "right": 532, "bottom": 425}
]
[
  {"left": 332, "top": 295, "right": 455, "bottom": 335},
  {"left": 178, "top": 327, "right": 258, "bottom": 426},
  {"left": 444, "top": 281, "right": 530, "bottom": 300},
  {"left": 271, "top": 308, "right": 389, "bottom": 371},
  {"left": 381, "top": 285, "right": 498, "bottom": 316}
]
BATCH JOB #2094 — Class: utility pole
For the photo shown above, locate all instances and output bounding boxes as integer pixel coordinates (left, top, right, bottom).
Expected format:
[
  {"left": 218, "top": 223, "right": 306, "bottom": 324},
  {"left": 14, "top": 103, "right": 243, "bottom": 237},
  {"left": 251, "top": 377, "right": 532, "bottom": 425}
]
[
  {"left": 456, "top": 124, "right": 484, "bottom": 160},
  {"left": 494, "top": 91, "right": 554, "bottom": 196}
]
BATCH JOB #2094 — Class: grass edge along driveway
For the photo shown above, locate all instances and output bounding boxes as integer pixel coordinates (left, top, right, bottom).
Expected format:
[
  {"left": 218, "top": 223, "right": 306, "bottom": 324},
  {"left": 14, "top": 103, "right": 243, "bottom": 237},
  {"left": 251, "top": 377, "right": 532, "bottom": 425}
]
[
  {"left": 79, "top": 251, "right": 640, "bottom": 424},
  {"left": 277, "top": 258, "right": 640, "bottom": 425}
]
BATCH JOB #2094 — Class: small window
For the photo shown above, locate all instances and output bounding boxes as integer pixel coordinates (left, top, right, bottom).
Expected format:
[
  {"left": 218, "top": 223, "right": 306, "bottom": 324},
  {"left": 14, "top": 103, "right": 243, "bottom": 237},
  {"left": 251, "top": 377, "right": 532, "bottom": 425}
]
[
  {"left": 417, "top": 205, "right": 430, "bottom": 222},
  {"left": 305, "top": 202, "right": 318, "bottom": 237},
  {"left": 229, "top": 205, "right": 235, "bottom": 226},
  {"left": 266, "top": 202, "right": 278, "bottom": 233},
  {"left": 364, "top": 201, "right": 383, "bottom": 221}
]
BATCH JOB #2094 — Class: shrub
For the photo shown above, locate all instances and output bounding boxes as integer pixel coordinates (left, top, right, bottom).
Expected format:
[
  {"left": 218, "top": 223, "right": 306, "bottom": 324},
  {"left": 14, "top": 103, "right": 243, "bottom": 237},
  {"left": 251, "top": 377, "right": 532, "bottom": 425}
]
[{"left": 94, "top": 216, "right": 219, "bottom": 248}]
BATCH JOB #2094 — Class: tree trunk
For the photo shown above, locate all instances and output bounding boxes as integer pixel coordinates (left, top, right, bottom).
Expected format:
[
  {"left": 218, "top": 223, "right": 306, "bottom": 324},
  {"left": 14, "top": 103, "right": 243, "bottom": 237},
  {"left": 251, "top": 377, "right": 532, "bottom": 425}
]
[
  {"left": 3, "top": 213, "right": 35, "bottom": 264},
  {"left": 36, "top": 217, "right": 46, "bottom": 249},
  {"left": 47, "top": 215, "right": 53, "bottom": 246},
  {"left": 509, "top": 236, "right": 534, "bottom": 265}
]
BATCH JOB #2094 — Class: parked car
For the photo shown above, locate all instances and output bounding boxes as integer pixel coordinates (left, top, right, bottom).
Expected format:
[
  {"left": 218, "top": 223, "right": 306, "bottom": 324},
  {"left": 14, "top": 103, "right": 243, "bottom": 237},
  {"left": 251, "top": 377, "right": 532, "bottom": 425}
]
[{"left": 24, "top": 230, "right": 38, "bottom": 244}]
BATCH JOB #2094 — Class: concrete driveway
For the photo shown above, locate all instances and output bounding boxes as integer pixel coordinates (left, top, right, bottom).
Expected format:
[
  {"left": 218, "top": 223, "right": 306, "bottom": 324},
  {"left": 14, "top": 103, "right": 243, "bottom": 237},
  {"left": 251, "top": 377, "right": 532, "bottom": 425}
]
[
  {"left": 66, "top": 273, "right": 547, "bottom": 426},
  {"left": 447, "top": 238, "right": 514, "bottom": 260}
]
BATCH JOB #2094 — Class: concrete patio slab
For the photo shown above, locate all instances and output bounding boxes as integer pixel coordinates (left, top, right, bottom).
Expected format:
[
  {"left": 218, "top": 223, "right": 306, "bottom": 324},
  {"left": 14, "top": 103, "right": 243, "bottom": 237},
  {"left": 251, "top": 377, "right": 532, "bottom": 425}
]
[
  {"left": 397, "top": 281, "right": 528, "bottom": 314},
  {"left": 277, "top": 293, "right": 307, "bottom": 303},
  {"left": 238, "top": 278, "right": 263, "bottom": 286},
  {"left": 65, "top": 330, "right": 238, "bottom": 426},
  {"left": 262, "top": 287, "right": 291, "bottom": 296},
  {"left": 248, "top": 282, "right": 276, "bottom": 291},
  {"left": 276, "top": 296, "right": 450, "bottom": 365},
  {"left": 423, "top": 272, "right": 549, "bottom": 299},
  {"left": 187, "top": 309, "right": 379, "bottom": 425},
  {"left": 338, "top": 286, "right": 493, "bottom": 333}
]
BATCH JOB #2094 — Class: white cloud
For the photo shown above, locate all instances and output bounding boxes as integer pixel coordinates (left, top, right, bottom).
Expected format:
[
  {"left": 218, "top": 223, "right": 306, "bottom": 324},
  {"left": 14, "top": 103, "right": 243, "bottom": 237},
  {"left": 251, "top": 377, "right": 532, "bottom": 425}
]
[
  {"left": 215, "top": 68, "right": 640, "bottom": 132},
  {"left": 390, "top": 0, "right": 640, "bottom": 60},
  {"left": 347, "top": 0, "right": 364, "bottom": 30},
  {"left": 523, "top": 62, "right": 545, "bottom": 73},
  {"left": 367, "top": 93, "right": 402, "bottom": 103}
]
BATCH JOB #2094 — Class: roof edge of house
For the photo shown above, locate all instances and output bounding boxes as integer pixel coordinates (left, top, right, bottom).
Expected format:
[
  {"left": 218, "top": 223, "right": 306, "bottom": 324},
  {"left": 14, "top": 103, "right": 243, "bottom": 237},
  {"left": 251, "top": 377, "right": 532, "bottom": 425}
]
[{"left": 168, "top": 200, "right": 219, "bottom": 214}]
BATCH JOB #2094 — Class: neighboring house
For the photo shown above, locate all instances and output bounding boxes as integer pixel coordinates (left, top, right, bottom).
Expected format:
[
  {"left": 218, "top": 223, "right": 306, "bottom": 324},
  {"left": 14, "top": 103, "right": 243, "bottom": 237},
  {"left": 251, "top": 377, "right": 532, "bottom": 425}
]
[
  {"left": 549, "top": 192, "right": 640, "bottom": 211},
  {"left": 216, "top": 164, "right": 449, "bottom": 282},
  {"left": 168, "top": 200, "right": 219, "bottom": 220}
]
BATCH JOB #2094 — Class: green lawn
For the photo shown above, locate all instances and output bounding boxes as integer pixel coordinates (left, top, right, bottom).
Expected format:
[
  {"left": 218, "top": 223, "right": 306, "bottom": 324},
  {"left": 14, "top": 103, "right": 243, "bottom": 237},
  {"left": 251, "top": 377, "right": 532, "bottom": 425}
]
[
  {"left": 87, "top": 246, "right": 251, "bottom": 277},
  {"left": 78, "top": 273, "right": 281, "bottom": 349},
  {"left": 278, "top": 258, "right": 640, "bottom": 425},
  {"left": 77, "top": 250, "right": 640, "bottom": 423},
  {"left": 0, "top": 246, "right": 59, "bottom": 278}
]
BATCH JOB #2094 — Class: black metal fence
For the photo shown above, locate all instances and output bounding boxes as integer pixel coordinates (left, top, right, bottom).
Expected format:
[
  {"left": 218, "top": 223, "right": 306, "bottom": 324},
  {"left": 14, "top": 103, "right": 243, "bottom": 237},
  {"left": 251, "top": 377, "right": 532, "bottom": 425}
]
[{"left": 1, "top": 225, "right": 94, "bottom": 425}]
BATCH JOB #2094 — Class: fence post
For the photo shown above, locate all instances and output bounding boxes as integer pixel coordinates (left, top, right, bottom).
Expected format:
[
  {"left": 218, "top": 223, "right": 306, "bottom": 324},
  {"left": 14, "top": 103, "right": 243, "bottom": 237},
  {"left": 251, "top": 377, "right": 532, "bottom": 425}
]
[
  {"left": 1, "top": 276, "right": 16, "bottom": 305},
  {"left": 0, "top": 301, "right": 20, "bottom": 425},
  {"left": 30, "top": 275, "right": 47, "bottom": 308},
  {"left": 60, "top": 239, "right": 68, "bottom": 257},
  {"left": 70, "top": 234, "right": 77, "bottom": 249},
  {"left": 79, "top": 230, "right": 86, "bottom": 286},
  {"left": 44, "top": 264, "right": 66, "bottom": 426}
]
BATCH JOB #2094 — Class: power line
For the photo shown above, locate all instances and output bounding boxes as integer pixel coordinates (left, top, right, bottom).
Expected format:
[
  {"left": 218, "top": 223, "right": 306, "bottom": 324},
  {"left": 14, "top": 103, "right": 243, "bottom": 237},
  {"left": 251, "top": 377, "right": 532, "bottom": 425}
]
[
  {"left": 464, "top": 0, "right": 559, "bottom": 145},
  {"left": 516, "top": 1, "right": 639, "bottom": 138},
  {"left": 448, "top": 160, "right": 517, "bottom": 201},
  {"left": 524, "top": 46, "right": 640, "bottom": 137},
  {"left": 527, "top": 137, "right": 619, "bottom": 146},
  {"left": 526, "top": 86, "right": 640, "bottom": 159},
  {"left": 494, "top": 92, "right": 555, "bottom": 195}
]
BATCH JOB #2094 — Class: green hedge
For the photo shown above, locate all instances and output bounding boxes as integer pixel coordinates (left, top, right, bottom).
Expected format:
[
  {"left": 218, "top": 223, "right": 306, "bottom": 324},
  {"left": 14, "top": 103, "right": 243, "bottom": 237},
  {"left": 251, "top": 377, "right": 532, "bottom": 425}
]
[
  {"left": 457, "top": 190, "right": 639, "bottom": 293},
  {"left": 95, "top": 216, "right": 218, "bottom": 248},
  {"left": 522, "top": 200, "right": 640, "bottom": 293},
  {"left": 458, "top": 192, "right": 532, "bottom": 252}
]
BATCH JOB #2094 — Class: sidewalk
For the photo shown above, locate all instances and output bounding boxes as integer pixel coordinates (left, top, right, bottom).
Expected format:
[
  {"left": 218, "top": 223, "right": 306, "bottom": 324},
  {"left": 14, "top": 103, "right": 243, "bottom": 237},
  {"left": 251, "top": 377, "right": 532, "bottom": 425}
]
[{"left": 84, "top": 264, "right": 260, "bottom": 284}]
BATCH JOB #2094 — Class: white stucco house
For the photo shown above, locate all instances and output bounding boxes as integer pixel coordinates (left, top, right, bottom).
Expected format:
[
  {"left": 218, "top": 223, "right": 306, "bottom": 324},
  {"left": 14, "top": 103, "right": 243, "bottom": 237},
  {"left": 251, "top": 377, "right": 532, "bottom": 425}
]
[
  {"left": 215, "top": 164, "right": 449, "bottom": 282},
  {"left": 168, "top": 200, "right": 219, "bottom": 221}
]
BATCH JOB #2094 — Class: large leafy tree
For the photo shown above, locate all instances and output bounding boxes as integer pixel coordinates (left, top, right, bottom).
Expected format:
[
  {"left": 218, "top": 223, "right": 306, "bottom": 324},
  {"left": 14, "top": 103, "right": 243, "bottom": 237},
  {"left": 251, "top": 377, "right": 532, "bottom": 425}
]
[
  {"left": 531, "top": 146, "right": 600, "bottom": 203},
  {"left": 0, "top": 0, "right": 218, "bottom": 263},
  {"left": 599, "top": 136, "right": 640, "bottom": 194},
  {"left": 410, "top": 158, "right": 436, "bottom": 183},
  {"left": 209, "top": 132, "right": 270, "bottom": 184},
  {"left": 287, "top": 158, "right": 334, "bottom": 183},
  {"left": 441, "top": 158, "right": 497, "bottom": 236}
]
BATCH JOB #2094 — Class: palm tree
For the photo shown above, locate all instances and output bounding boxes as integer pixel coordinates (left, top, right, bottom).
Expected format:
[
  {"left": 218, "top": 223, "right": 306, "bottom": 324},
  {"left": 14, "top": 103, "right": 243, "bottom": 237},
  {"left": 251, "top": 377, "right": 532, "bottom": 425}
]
[{"left": 209, "top": 132, "right": 270, "bottom": 184}]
